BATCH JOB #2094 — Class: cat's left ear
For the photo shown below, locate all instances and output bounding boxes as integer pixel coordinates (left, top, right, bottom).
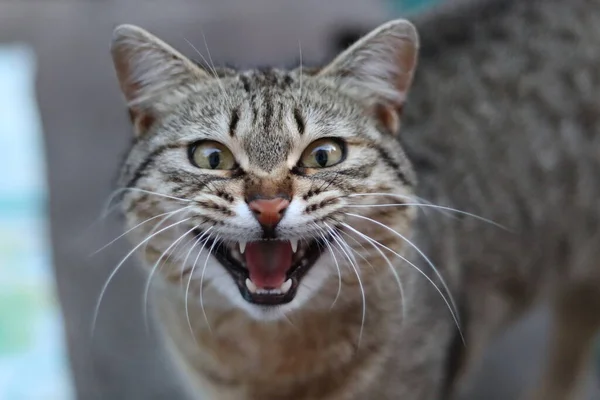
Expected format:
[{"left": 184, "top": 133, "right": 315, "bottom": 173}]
[{"left": 319, "top": 19, "right": 419, "bottom": 133}]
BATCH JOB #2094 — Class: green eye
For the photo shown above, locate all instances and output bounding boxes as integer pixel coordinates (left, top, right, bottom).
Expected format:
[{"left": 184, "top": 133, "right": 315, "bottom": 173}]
[
  {"left": 190, "top": 141, "right": 236, "bottom": 170},
  {"left": 300, "top": 138, "right": 345, "bottom": 168}
]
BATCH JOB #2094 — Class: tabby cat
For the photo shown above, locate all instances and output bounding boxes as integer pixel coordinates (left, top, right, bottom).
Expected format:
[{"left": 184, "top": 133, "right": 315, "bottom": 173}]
[{"left": 109, "top": 1, "right": 600, "bottom": 398}]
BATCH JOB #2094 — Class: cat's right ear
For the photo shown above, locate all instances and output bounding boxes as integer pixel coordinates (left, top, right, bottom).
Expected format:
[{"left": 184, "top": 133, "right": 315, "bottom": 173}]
[
  {"left": 110, "top": 24, "right": 210, "bottom": 136},
  {"left": 319, "top": 19, "right": 419, "bottom": 134}
]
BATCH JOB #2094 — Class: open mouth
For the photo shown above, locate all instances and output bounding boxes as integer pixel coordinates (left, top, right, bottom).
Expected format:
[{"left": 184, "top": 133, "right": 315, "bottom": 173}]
[{"left": 194, "top": 230, "right": 326, "bottom": 306}]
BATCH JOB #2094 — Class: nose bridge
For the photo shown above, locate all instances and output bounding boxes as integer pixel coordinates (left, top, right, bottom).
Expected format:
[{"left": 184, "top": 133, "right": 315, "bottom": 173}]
[
  {"left": 244, "top": 175, "right": 293, "bottom": 203},
  {"left": 245, "top": 174, "right": 293, "bottom": 231}
]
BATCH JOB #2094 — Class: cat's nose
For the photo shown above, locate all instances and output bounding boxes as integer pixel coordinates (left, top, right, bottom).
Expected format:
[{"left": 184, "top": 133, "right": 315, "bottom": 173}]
[{"left": 248, "top": 198, "right": 290, "bottom": 229}]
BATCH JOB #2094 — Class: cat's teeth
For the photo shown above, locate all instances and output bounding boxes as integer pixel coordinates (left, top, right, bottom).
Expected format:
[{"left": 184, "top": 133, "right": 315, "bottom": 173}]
[
  {"left": 239, "top": 241, "right": 246, "bottom": 254},
  {"left": 280, "top": 279, "right": 292, "bottom": 294},
  {"left": 245, "top": 278, "right": 257, "bottom": 293},
  {"left": 290, "top": 239, "right": 298, "bottom": 253},
  {"left": 245, "top": 278, "right": 292, "bottom": 295}
]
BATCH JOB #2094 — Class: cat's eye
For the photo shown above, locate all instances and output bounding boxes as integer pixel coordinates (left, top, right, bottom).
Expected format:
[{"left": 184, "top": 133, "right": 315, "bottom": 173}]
[
  {"left": 189, "top": 141, "right": 236, "bottom": 170},
  {"left": 299, "top": 138, "right": 346, "bottom": 168}
]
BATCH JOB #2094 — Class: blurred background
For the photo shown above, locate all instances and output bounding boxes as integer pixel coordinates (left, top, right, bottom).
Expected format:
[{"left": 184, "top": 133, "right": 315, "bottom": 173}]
[{"left": 0, "top": 0, "right": 598, "bottom": 399}]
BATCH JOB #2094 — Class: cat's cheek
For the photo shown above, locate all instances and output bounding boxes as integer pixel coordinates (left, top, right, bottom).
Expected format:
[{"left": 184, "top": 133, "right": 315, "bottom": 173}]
[
  {"left": 278, "top": 198, "right": 312, "bottom": 228},
  {"left": 219, "top": 201, "right": 262, "bottom": 239},
  {"left": 284, "top": 256, "right": 333, "bottom": 311}
]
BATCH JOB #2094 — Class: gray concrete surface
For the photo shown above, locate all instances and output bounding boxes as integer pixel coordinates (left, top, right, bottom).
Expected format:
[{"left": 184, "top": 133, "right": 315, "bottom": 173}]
[{"left": 0, "top": 0, "right": 597, "bottom": 399}]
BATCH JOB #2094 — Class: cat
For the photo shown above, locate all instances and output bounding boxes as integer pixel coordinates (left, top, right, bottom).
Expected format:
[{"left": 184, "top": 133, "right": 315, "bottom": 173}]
[
  {"left": 400, "top": 0, "right": 600, "bottom": 398},
  {"left": 108, "top": 0, "right": 600, "bottom": 398}
]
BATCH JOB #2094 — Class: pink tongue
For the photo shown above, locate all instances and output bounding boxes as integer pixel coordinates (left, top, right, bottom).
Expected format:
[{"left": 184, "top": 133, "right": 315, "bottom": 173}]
[{"left": 245, "top": 241, "right": 293, "bottom": 288}]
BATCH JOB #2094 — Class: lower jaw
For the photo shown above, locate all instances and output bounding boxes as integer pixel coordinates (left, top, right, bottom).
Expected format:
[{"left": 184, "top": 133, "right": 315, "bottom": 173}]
[{"left": 239, "top": 282, "right": 299, "bottom": 305}]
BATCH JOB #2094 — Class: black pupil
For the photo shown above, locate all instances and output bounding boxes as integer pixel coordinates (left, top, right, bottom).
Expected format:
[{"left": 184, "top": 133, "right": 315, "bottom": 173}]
[
  {"left": 208, "top": 150, "right": 221, "bottom": 169},
  {"left": 315, "top": 149, "right": 329, "bottom": 167}
]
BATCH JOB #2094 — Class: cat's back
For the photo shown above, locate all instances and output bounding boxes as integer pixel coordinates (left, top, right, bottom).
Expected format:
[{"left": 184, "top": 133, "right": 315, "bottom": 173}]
[{"left": 403, "top": 0, "right": 600, "bottom": 285}]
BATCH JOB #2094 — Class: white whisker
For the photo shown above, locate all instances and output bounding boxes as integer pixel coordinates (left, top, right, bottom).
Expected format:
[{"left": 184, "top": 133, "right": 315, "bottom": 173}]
[
  {"left": 200, "top": 32, "right": 218, "bottom": 77},
  {"left": 81, "top": 188, "right": 189, "bottom": 240},
  {"left": 185, "top": 229, "right": 213, "bottom": 342},
  {"left": 341, "top": 221, "right": 464, "bottom": 343},
  {"left": 345, "top": 201, "right": 508, "bottom": 230},
  {"left": 183, "top": 37, "right": 215, "bottom": 77},
  {"left": 185, "top": 34, "right": 233, "bottom": 108},
  {"left": 82, "top": 201, "right": 122, "bottom": 237},
  {"left": 101, "top": 187, "right": 190, "bottom": 218},
  {"left": 90, "top": 206, "right": 192, "bottom": 257},
  {"left": 163, "top": 231, "right": 201, "bottom": 271},
  {"left": 341, "top": 225, "right": 408, "bottom": 321},
  {"left": 143, "top": 226, "right": 198, "bottom": 331},
  {"left": 180, "top": 229, "right": 212, "bottom": 282},
  {"left": 199, "top": 236, "right": 220, "bottom": 334},
  {"left": 91, "top": 217, "right": 191, "bottom": 336},
  {"left": 328, "top": 226, "right": 358, "bottom": 267},
  {"left": 347, "top": 192, "right": 414, "bottom": 203},
  {"left": 346, "top": 193, "right": 508, "bottom": 230},
  {"left": 142, "top": 207, "right": 192, "bottom": 256},
  {"left": 326, "top": 224, "right": 366, "bottom": 347},
  {"left": 337, "top": 230, "right": 376, "bottom": 271},
  {"left": 344, "top": 212, "right": 460, "bottom": 320},
  {"left": 312, "top": 223, "right": 342, "bottom": 308}
]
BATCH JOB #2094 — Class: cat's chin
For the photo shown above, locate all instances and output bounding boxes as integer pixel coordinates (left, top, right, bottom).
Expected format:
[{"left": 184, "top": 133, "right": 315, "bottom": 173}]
[{"left": 196, "top": 230, "right": 328, "bottom": 307}]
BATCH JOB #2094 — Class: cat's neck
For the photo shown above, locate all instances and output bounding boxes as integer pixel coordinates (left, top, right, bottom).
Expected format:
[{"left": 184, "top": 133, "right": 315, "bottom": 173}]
[{"left": 153, "top": 272, "right": 401, "bottom": 399}]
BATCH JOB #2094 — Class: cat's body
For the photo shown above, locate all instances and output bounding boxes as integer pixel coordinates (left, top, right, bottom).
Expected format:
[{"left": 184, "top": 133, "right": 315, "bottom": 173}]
[
  {"left": 404, "top": 0, "right": 600, "bottom": 397},
  {"left": 109, "top": 0, "right": 600, "bottom": 399}
]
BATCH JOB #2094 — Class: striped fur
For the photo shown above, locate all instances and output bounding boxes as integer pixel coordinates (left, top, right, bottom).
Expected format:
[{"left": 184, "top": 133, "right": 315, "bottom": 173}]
[{"left": 111, "top": 19, "right": 441, "bottom": 400}]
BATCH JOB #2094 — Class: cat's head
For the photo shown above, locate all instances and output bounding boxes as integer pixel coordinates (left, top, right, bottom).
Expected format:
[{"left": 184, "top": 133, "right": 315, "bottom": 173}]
[{"left": 111, "top": 20, "right": 419, "bottom": 320}]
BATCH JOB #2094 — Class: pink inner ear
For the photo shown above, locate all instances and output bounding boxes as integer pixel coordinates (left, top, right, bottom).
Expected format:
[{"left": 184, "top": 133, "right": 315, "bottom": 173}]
[
  {"left": 374, "top": 103, "right": 401, "bottom": 134},
  {"left": 130, "top": 109, "right": 156, "bottom": 137},
  {"left": 392, "top": 41, "right": 418, "bottom": 94},
  {"left": 112, "top": 44, "right": 144, "bottom": 104}
]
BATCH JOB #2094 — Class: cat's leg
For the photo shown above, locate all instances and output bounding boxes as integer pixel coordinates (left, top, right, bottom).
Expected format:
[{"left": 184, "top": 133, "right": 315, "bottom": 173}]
[
  {"left": 446, "top": 318, "right": 496, "bottom": 397},
  {"left": 447, "top": 278, "right": 532, "bottom": 399},
  {"left": 528, "top": 283, "right": 600, "bottom": 400}
]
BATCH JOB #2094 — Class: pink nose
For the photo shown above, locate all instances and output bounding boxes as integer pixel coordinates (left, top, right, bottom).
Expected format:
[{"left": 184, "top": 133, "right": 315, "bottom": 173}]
[{"left": 248, "top": 198, "right": 290, "bottom": 228}]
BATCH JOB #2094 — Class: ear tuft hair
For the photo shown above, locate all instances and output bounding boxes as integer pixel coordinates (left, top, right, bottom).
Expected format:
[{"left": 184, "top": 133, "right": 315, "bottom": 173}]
[{"left": 110, "top": 24, "right": 210, "bottom": 135}]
